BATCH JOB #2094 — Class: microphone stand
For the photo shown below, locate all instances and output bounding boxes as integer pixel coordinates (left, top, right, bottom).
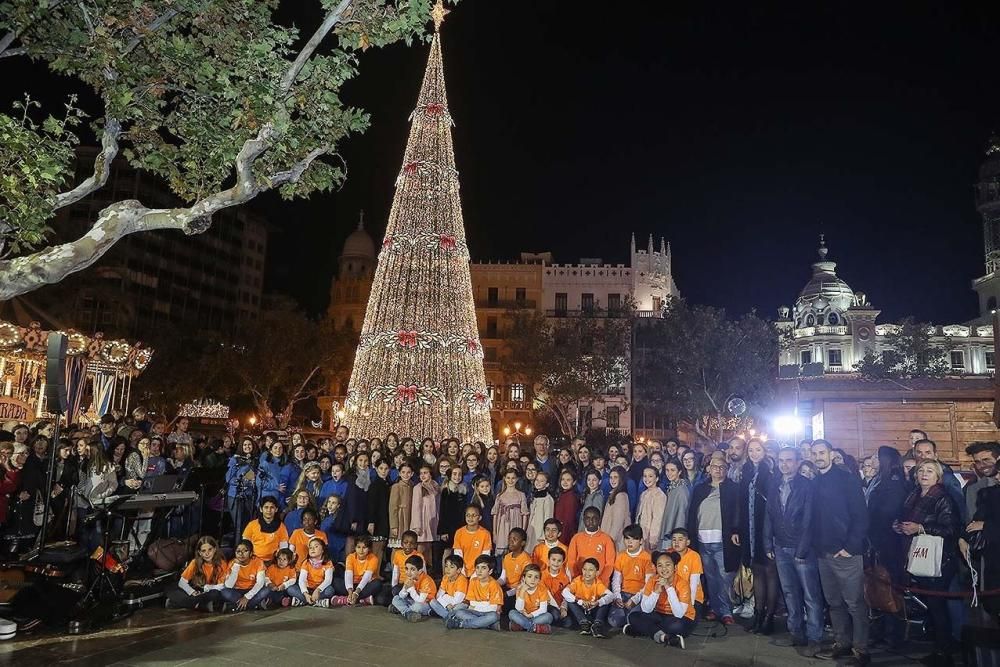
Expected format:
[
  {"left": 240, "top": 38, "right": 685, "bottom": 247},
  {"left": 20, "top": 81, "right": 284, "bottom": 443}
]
[{"left": 26, "top": 409, "right": 63, "bottom": 561}]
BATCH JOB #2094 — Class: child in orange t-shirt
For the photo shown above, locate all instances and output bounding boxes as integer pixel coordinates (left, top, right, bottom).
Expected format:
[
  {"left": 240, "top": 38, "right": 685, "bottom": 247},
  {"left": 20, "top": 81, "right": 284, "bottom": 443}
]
[
  {"left": 508, "top": 564, "right": 553, "bottom": 634},
  {"left": 562, "top": 558, "right": 614, "bottom": 637},
  {"left": 288, "top": 509, "right": 328, "bottom": 565},
  {"left": 166, "top": 536, "right": 227, "bottom": 611},
  {"left": 541, "top": 547, "right": 571, "bottom": 627},
  {"left": 566, "top": 507, "right": 616, "bottom": 586},
  {"left": 532, "top": 518, "right": 568, "bottom": 570},
  {"left": 288, "top": 537, "right": 335, "bottom": 607},
  {"left": 609, "top": 524, "right": 655, "bottom": 628},
  {"left": 242, "top": 495, "right": 290, "bottom": 563},
  {"left": 452, "top": 505, "right": 493, "bottom": 577},
  {"left": 445, "top": 554, "right": 503, "bottom": 630},
  {"left": 220, "top": 539, "right": 268, "bottom": 610},
  {"left": 261, "top": 548, "right": 297, "bottom": 609},
  {"left": 332, "top": 534, "right": 383, "bottom": 606},
  {"left": 431, "top": 554, "right": 469, "bottom": 621},
  {"left": 390, "top": 554, "right": 438, "bottom": 621},
  {"left": 623, "top": 551, "right": 695, "bottom": 648},
  {"left": 669, "top": 528, "right": 704, "bottom": 605},
  {"left": 390, "top": 531, "right": 425, "bottom": 593},
  {"left": 498, "top": 528, "right": 532, "bottom": 609}
]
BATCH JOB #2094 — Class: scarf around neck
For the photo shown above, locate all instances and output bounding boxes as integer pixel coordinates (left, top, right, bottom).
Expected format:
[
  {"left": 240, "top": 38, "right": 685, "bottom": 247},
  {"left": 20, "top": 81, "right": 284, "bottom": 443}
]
[
  {"left": 258, "top": 514, "right": 281, "bottom": 534},
  {"left": 355, "top": 468, "right": 372, "bottom": 491}
]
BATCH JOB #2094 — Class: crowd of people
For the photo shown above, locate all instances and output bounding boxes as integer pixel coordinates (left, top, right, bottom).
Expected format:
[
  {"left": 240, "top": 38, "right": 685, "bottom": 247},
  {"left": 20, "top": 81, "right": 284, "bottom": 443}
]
[{"left": 1, "top": 413, "right": 999, "bottom": 666}]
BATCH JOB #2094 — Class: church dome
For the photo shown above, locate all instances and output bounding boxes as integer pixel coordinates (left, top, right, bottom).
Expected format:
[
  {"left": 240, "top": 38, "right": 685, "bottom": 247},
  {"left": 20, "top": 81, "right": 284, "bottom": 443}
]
[
  {"left": 793, "top": 236, "right": 856, "bottom": 328},
  {"left": 341, "top": 216, "right": 375, "bottom": 260}
]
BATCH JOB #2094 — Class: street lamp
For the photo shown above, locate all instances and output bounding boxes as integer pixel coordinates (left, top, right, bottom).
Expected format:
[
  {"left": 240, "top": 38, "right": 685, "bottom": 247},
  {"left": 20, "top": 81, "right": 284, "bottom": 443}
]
[
  {"left": 249, "top": 415, "right": 257, "bottom": 426},
  {"left": 772, "top": 415, "right": 802, "bottom": 443}
]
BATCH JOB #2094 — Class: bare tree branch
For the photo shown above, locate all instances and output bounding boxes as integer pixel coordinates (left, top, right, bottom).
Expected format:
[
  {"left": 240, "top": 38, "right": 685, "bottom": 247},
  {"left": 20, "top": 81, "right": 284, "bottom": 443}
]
[
  {"left": 122, "top": 8, "right": 179, "bottom": 56},
  {"left": 280, "top": 0, "right": 352, "bottom": 94},
  {"left": 0, "top": 0, "right": 66, "bottom": 58},
  {"left": 0, "top": 46, "right": 26, "bottom": 59},
  {"left": 53, "top": 118, "right": 121, "bottom": 210}
]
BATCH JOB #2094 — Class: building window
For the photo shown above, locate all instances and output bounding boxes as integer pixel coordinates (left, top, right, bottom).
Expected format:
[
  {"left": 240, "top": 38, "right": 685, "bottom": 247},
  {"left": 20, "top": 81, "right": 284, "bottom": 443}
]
[
  {"left": 511, "top": 383, "right": 525, "bottom": 402},
  {"left": 555, "top": 293, "right": 568, "bottom": 315},
  {"left": 950, "top": 350, "right": 965, "bottom": 370},
  {"left": 486, "top": 385, "right": 495, "bottom": 400},
  {"left": 828, "top": 312, "right": 839, "bottom": 325},
  {"left": 987, "top": 351, "right": 995, "bottom": 370},
  {"left": 828, "top": 349, "right": 842, "bottom": 367},
  {"left": 484, "top": 346, "right": 498, "bottom": 362},
  {"left": 800, "top": 350, "right": 812, "bottom": 366},
  {"left": 606, "top": 406, "right": 620, "bottom": 429},
  {"left": 487, "top": 287, "right": 498, "bottom": 306},
  {"left": 578, "top": 405, "right": 592, "bottom": 432},
  {"left": 805, "top": 314, "right": 815, "bottom": 326},
  {"left": 515, "top": 288, "right": 526, "bottom": 305},
  {"left": 581, "top": 293, "right": 594, "bottom": 313},
  {"left": 816, "top": 314, "right": 825, "bottom": 325},
  {"left": 608, "top": 293, "right": 621, "bottom": 314},
  {"left": 486, "top": 316, "right": 498, "bottom": 338}
]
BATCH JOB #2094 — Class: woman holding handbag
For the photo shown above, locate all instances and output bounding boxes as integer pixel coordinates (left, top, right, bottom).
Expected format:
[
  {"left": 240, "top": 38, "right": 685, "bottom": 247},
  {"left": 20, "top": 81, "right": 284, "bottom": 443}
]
[
  {"left": 865, "top": 446, "right": 909, "bottom": 648},
  {"left": 894, "top": 460, "right": 961, "bottom": 667}
]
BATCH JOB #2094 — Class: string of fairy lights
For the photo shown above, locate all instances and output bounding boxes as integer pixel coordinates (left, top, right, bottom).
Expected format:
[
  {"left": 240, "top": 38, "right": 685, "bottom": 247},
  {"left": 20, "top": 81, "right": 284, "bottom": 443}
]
[{"left": 343, "top": 19, "right": 493, "bottom": 444}]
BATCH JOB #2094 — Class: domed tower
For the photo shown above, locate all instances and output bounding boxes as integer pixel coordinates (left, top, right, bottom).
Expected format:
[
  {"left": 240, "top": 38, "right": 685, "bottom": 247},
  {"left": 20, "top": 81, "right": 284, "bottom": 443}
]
[
  {"left": 327, "top": 211, "right": 376, "bottom": 333},
  {"left": 972, "top": 134, "right": 1000, "bottom": 321},
  {"left": 792, "top": 235, "right": 855, "bottom": 329}
]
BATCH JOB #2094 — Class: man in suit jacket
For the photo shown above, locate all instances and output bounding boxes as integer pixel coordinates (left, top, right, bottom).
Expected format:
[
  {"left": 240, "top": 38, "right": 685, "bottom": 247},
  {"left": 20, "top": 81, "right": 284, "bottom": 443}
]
[{"left": 688, "top": 453, "right": 740, "bottom": 624}]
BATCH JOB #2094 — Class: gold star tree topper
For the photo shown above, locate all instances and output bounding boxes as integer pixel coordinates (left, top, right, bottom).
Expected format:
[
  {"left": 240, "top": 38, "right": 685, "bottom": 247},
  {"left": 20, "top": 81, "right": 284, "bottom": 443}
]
[{"left": 431, "top": 0, "right": 450, "bottom": 31}]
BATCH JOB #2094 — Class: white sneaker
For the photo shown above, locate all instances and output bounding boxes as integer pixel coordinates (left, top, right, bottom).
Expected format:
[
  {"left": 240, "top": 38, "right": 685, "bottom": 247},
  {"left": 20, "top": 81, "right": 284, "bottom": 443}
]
[
  {"left": 291, "top": 598, "right": 302, "bottom": 607},
  {"left": 316, "top": 599, "right": 330, "bottom": 608},
  {"left": 622, "top": 623, "right": 631, "bottom": 637}
]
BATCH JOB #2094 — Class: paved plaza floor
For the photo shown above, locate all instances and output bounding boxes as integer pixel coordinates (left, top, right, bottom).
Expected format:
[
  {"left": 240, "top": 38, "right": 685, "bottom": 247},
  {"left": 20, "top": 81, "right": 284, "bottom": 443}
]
[{"left": 2, "top": 605, "right": 935, "bottom": 667}]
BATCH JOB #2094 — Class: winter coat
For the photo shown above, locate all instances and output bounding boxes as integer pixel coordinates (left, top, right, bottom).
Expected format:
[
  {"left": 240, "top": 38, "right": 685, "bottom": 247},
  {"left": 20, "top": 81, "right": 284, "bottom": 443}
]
[
  {"left": 526, "top": 492, "right": 554, "bottom": 551},
  {"left": 410, "top": 481, "right": 439, "bottom": 543},
  {"left": 492, "top": 488, "right": 528, "bottom": 551},
  {"left": 579, "top": 490, "right": 607, "bottom": 533},
  {"left": 636, "top": 486, "right": 667, "bottom": 552},
  {"left": 388, "top": 479, "right": 413, "bottom": 539},
  {"left": 689, "top": 479, "right": 741, "bottom": 573},
  {"left": 438, "top": 484, "right": 468, "bottom": 542},
  {"left": 660, "top": 479, "right": 690, "bottom": 543},
  {"left": 737, "top": 460, "right": 774, "bottom": 566},
  {"left": 554, "top": 490, "right": 581, "bottom": 544},
  {"left": 367, "top": 475, "right": 391, "bottom": 538},
  {"left": 600, "top": 490, "right": 631, "bottom": 551}
]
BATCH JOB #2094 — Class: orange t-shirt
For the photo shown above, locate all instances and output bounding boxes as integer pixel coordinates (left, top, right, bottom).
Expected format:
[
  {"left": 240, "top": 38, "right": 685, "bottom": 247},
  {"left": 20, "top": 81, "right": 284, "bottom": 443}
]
[
  {"left": 289, "top": 528, "right": 328, "bottom": 565},
  {"left": 452, "top": 526, "right": 492, "bottom": 576},
  {"left": 266, "top": 563, "right": 297, "bottom": 588},
  {"left": 439, "top": 574, "right": 469, "bottom": 598},
  {"left": 301, "top": 559, "right": 334, "bottom": 589},
  {"left": 567, "top": 575, "right": 608, "bottom": 603},
  {"left": 541, "top": 567, "right": 571, "bottom": 606},
  {"left": 673, "top": 548, "right": 705, "bottom": 603},
  {"left": 242, "top": 521, "right": 289, "bottom": 561},
  {"left": 345, "top": 552, "right": 379, "bottom": 578},
  {"left": 392, "top": 549, "right": 426, "bottom": 574},
  {"left": 614, "top": 549, "right": 654, "bottom": 595},
  {"left": 642, "top": 575, "right": 696, "bottom": 620},
  {"left": 566, "top": 531, "right": 616, "bottom": 585},
  {"left": 231, "top": 557, "right": 265, "bottom": 590},
  {"left": 502, "top": 551, "right": 533, "bottom": 588},
  {"left": 405, "top": 571, "right": 438, "bottom": 599},
  {"left": 519, "top": 584, "right": 551, "bottom": 615},
  {"left": 181, "top": 558, "right": 228, "bottom": 587},
  {"left": 532, "top": 540, "right": 568, "bottom": 568},
  {"left": 466, "top": 577, "right": 504, "bottom": 606}
]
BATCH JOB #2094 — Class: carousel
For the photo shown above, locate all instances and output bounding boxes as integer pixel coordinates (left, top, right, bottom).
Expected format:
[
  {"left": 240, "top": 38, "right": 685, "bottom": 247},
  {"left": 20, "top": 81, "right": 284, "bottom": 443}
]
[{"left": 0, "top": 319, "right": 153, "bottom": 424}]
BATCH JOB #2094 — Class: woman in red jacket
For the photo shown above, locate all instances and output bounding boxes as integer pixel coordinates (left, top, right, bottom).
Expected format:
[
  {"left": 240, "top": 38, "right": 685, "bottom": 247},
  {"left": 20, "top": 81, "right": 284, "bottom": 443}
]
[{"left": 553, "top": 469, "right": 581, "bottom": 545}]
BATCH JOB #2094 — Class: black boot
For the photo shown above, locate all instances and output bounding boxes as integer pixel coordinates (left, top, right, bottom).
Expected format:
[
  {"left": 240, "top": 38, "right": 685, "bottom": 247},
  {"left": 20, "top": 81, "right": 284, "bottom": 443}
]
[
  {"left": 760, "top": 613, "right": 775, "bottom": 636},
  {"left": 749, "top": 611, "right": 762, "bottom": 633}
]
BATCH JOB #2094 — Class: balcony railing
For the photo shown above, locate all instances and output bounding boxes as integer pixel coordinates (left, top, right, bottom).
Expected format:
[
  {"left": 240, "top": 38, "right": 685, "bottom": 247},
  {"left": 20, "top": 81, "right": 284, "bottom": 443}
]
[
  {"left": 476, "top": 299, "right": 537, "bottom": 309},
  {"left": 491, "top": 400, "right": 531, "bottom": 411},
  {"left": 546, "top": 309, "right": 632, "bottom": 318}
]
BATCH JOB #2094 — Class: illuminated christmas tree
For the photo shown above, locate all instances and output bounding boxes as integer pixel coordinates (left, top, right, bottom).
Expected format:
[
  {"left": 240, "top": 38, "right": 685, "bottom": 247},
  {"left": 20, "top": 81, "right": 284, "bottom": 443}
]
[{"left": 343, "top": 2, "right": 492, "bottom": 443}]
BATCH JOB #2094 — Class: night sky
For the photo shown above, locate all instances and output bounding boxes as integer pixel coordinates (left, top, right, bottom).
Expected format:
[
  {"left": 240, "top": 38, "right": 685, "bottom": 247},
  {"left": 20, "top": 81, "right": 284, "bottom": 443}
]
[{"left": 8, "top": 3, "right": 1000, "bottom": 324}]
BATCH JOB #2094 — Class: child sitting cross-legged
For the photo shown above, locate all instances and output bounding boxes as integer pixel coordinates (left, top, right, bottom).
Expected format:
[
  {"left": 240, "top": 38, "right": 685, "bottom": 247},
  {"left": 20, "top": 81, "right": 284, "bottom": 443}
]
[
  {"left": 563, "top": 557, "right": 614, "bottom": 638},
  {"left": 445, "top": 554, "right": 503, "bottom": 630},
  {"left": 623, "top": 551, "right": 695, "bottom": 648},
  {"left": 430, "top": 554, "right": 468, "bottom": 621},
  {"left": 608, "top": 524, "right": 654, "bottom": 628},
  {"left": 508, "top": 564, "right": 553, "bottom": 634},
  {"left": 330, "top": 534, "right": 383, "bottom": 606},
  {"left": 287, "top": 537, "right": 335, "bottom": 607},
  {"left": 497, "top": 528, "right": 532, "bottom": 611},
  {"left": 260, "top": 548, "right": 297, "bottom": 609},
  {"left": 389, "top": 555, "right": 437, "bottom": 622},
  {"left": 390, "top": 530, "right": 424, "bottom": 599},
  {"left": 541, "top": 546, "right": 572, "bottom": 628},
  {"left": 165, "top": 536, "right": 227, "bottom": 611},
  {"left": 220, "top": 539, "right": 268, "bottom": 611}
]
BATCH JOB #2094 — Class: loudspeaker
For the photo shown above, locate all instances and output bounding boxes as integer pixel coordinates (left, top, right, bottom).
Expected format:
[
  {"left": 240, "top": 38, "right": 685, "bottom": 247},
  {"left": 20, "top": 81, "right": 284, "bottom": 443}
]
[{"left": 45, "top": 332, "right": 68, "bottom": 414}]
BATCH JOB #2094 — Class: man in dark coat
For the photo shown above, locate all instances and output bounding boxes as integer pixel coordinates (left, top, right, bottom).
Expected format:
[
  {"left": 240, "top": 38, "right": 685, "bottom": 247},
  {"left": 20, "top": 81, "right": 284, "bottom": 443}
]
[{"left": 688, "top": 453, "right": 740, "bottom": 624}]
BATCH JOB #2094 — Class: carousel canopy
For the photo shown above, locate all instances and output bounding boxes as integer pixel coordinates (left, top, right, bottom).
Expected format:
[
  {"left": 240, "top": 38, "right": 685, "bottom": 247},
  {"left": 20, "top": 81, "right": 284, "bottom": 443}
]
[{"left": 0, "top": 319, "right": 153, "bottom": 376}]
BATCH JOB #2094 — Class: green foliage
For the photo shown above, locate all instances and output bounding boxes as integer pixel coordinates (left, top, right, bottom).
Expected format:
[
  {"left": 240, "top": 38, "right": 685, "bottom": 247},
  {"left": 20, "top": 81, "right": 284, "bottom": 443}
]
[
  {"left": 854, "top": 317, "right": 950, "bottom": 379},
  {"left": 505, "top": 308, "right": 632, "bottom": 436},
  {"left": 634, "top": 299, "right": 778, "bottom": 438},
  {"left": 0, "top": 0, "right": 440, "bottom": 256},
  {"left": 0, "top": 94, "right": 84, "bottom": 254}
]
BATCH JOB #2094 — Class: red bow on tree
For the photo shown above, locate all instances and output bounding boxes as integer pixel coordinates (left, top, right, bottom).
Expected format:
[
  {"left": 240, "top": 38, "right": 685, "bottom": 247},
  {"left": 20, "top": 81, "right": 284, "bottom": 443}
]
[
  {"left": 425, "top": 103, "right": 445, "bottom": 116},
  {"left": 382, "top": 235, "right": 394, "bottom": 248},
  {"left": 439, "top": 234, "right": 457, "bottom": 250},
  {"left": 472, "top": 391, "right": 487, "bottom": 406},
  {"left": 403, "top": 161, "right": 418, "bottom": 175},
  {"left": 466, "top": 339, "right": 479, "bottom": 353},
  {"left": 396, "top": 385, "right": 419, "bottom": 403},
  {"left": 396, "top": 330, "right": 419, "bottom": 348}
]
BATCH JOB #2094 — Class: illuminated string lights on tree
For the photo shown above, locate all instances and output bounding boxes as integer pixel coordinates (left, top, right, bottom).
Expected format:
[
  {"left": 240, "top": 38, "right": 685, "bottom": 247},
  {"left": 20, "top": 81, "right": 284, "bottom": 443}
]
[{"left": 343, "top": 2, "right": 492, "bottom": 443}]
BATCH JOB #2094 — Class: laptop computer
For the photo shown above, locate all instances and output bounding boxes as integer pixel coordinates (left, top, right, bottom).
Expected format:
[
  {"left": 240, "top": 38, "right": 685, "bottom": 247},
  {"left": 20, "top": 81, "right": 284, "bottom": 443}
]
[{"left": 139, "top": 474, "right": 179, "bottom": 494}]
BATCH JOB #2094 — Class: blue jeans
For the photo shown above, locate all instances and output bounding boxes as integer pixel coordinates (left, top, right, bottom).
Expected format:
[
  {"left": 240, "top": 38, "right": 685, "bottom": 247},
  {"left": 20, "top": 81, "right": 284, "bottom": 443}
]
[
  {"left": 700, "top": 542, "right": 733, "bottom": 618},
  {"left": 391, "top": 595, "right": 431, "bottom": 616},
  {"left": 430, "top": 599, "right": 465, "bottom": 619},
  {"left": 773, "top": 547, "right": 824, "bottom": 642},
  {"left": 509, "top": 609, "right": 554, "bottom": 631},
  {"left": 608, "top": 592, "right": 639, "bottom": 627},
  {"left": 626, "top": 609, "right": 696, "bottom": 638},
  {"left": 452, "top": 608, "right": 499, "bottom": 629},
  {"left": 566, "top": 601, "right": 610, "bottom": 626},
  {"left": 220, "top": 587, "right": 271, "bottom": 610},
  {"left": 286, "top": 584, "right": 335, "bottom": 604}
]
